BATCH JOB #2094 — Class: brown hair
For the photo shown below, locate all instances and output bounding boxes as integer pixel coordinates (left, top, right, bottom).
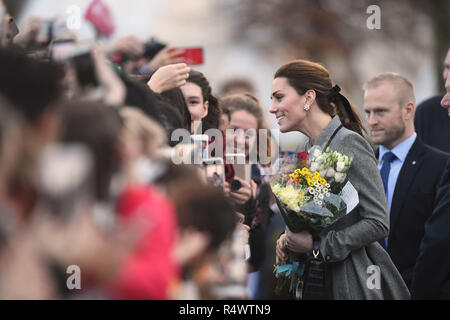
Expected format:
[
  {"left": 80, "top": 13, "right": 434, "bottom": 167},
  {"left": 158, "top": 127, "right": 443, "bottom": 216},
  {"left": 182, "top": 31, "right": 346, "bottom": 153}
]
[
  {"left": 187, "top": 70, "right": 221, "bottom": 133},
  {"left": 275, "top": 59, "right": 366, "bottom": 137}
]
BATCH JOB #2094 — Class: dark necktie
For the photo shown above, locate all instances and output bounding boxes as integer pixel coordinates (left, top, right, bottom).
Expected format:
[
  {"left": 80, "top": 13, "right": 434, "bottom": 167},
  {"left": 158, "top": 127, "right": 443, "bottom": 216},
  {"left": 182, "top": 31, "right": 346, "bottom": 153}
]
[
  {"left": 378, "top": 151, "right": 397, "bottom": 249},
  {"left": 380, "top": 151, "right": 397, "bottom": 195}
]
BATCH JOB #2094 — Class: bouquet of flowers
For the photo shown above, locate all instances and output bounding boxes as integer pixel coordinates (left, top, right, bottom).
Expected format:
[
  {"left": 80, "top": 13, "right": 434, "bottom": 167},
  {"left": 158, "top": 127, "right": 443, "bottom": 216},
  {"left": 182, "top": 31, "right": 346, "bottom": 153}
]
[{"left": 271, "top": 147, "right": 353, "bottom": 295}]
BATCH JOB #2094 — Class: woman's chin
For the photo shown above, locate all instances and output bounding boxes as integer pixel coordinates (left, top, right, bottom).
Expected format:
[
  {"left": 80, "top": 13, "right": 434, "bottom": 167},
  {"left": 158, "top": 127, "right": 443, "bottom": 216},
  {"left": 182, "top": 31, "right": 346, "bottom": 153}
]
[{"left": 278, "top": 124, "right": 291, "bottom": 133}]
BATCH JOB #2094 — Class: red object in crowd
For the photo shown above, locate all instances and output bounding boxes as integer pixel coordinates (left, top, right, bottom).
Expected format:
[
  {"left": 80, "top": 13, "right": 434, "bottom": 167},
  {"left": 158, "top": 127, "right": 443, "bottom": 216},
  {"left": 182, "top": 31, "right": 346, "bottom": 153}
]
[
  {"left": 297, "top": 152, "right": 309, "bottom": 161},
  {"left": 112, "top": 184, "right": 179, "bottom": 300},
  {"left": 85, "top": 0, "right": 115, "bottom": 37}
]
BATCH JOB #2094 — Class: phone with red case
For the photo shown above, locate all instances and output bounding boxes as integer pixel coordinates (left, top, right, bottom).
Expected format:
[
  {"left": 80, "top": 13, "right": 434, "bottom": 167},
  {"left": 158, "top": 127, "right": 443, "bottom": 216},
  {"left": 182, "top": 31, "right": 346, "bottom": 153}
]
[{"left": 169, "top": 47, "right": 204, "bottom": 66}]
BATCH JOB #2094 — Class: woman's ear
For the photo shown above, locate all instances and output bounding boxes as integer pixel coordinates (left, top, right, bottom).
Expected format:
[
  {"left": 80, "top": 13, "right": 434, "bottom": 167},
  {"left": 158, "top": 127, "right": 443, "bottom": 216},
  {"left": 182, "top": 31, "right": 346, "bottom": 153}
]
[
  {"left": 305, "top": 89, "right": 317, "bottom": 107},
  {"left": 202, "top": 101, "right": 209, "bottom": 118}
]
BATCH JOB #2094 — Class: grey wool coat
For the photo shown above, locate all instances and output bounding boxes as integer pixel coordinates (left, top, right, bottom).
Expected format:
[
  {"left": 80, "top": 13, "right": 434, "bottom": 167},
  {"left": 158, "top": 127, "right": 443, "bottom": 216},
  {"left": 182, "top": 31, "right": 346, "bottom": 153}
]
[{"left": 303, "top": 116, "right": 410, "bottom": 300}]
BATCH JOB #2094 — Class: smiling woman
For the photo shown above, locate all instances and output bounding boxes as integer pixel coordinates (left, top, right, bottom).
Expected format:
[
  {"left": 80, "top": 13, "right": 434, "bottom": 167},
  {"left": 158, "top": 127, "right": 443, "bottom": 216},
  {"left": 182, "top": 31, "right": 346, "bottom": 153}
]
[{"left": 271, "top": 59, "right": 410, "bottom": 300}]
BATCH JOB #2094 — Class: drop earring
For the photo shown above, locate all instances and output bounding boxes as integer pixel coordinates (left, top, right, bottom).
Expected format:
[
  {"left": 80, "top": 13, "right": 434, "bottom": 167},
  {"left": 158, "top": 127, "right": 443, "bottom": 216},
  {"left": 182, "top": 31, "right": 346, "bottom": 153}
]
[{"left": 304, "top": 104, "right": 310, "bottom": 111}]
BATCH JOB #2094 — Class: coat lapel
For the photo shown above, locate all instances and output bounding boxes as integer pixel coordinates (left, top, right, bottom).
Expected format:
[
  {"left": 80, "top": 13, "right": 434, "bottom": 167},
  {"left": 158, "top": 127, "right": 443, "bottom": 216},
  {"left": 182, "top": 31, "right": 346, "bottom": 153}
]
[
  {"left": 389, "top": 138, "right": 426, "bottom": 233},
  {"left": 307, "top": 116, "right": 342, "bottom": 150}
]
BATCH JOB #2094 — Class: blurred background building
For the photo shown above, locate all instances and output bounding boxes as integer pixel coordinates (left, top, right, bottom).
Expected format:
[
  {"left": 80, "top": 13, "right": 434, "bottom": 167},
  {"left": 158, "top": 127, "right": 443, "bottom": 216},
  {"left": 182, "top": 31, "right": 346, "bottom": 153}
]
[{"left": 10, "top": 0, "right": 450, "bottom": 151}]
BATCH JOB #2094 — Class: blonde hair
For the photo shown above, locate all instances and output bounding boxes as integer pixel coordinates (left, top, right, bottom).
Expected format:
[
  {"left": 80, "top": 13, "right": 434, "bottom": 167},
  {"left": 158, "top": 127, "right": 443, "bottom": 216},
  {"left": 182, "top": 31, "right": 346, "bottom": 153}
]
[
  {"left": 120, "top": 107, "right": 167, "bottom": 159},
  {"left": 363, "top": 72, "right": 416, "bottom": 107}
]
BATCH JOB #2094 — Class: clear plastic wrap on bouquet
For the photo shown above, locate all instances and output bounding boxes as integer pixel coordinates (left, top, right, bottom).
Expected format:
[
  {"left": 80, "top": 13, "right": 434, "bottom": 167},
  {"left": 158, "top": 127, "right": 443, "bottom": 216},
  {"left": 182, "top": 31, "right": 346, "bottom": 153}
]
[{"left": 270, "top": 147, "right": 354, "bottom": 295}]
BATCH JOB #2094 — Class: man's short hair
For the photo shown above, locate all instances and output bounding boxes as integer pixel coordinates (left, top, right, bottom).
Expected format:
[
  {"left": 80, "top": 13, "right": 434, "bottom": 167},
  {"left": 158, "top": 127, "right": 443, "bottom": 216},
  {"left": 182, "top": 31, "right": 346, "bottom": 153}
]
[{"left": 363, "top": 72, "right": 416, "bottom": 107}]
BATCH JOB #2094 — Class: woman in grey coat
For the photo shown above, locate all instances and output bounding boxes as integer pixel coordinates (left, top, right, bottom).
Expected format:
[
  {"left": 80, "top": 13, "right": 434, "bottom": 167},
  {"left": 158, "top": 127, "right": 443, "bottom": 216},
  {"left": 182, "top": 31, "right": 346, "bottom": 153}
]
[{"left": 271, "top": 59, "right": 410, "bottom": 299}]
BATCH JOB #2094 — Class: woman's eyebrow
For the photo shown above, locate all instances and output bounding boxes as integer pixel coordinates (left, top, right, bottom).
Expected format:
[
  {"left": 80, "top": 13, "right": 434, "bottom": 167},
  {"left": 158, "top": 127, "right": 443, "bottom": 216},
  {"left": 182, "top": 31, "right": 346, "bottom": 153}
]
[{"left": 271, "top": 90, "right": 281, "bottom": 99}]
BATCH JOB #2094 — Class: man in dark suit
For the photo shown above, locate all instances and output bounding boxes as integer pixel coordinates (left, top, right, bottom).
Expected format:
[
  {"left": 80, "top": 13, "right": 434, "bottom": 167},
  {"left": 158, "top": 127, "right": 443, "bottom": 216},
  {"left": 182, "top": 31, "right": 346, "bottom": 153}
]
[
  {"left": 363, "top": 73, "right": 449, "bottom": 290},
  {"left": 411, "top": 72, "right": 450, "bottom": 299},
  {"left": 414, "top": 48, "right": 450, "bottom": 153}
]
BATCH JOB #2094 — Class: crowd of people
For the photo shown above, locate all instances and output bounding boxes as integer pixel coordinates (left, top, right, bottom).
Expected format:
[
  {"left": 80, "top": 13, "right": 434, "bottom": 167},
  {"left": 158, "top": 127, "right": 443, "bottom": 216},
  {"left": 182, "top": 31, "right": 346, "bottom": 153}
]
[{"left": 0, "top": 4, "right": 449, "bottom": 300}]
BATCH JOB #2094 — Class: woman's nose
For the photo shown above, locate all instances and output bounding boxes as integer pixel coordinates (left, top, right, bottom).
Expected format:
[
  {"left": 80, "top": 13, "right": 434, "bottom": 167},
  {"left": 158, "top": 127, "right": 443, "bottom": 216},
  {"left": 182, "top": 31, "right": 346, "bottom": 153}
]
[{"left": 269, "top": 104, "right": 277, "bottom": 114}]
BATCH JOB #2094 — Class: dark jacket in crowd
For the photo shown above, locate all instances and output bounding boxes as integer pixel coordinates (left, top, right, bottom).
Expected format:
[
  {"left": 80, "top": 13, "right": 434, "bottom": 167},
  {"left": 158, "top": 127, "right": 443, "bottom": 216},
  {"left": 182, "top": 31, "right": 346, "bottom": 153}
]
[
  {"left": 412, "top": 156, "right": 450, "bottom": 299},
  {"left": 415, "top": 94, "right": 450, "bottom": 153},
  {"left": 377, "top": 138, "right": 449, "bottom": 289}
]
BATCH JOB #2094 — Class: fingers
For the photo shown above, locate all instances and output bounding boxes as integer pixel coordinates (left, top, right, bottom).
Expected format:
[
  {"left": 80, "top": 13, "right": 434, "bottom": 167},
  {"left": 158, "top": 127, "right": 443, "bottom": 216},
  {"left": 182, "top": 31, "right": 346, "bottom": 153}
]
[
  {"left": 276, "top": 234, "right": 287, "bottom": 264},
  {"left": 235, "top": 212, "right": 245, "bottom": 224},
  {"left": 229, "top": 192, "right": 248, "bottom": 205},
  {"left": 166, "top": 48, "right": 185, "bottom": 58},
  {"left": 250, "top": 180, "right": 258, "bottom": 198},
  {"left": 147, "top": 63, "right": 190, "bottom": 93}
]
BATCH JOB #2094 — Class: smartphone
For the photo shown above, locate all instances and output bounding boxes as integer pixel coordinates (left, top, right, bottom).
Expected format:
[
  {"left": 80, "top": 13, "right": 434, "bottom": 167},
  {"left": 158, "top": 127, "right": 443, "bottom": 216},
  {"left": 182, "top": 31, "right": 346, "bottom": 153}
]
[
  {"left": 50, "top": 39, "right": 75, "bottom": 62},
  {"left": 169, "top": 47, "right": 204, "bottom": 66},
  {"left": 203, "top": 157, "right": 225, "bottom": 190},
  {"left": 143, "top": 38, "right": 167, "bottom": 60},
  {"left": 70, "top": 45, "right": 99, "bottom": 88},
  {"left": 191, "top": 134, "right": 209, "bottom": 163},
  {"left": 226, "top": 153, "right": 251, "bottom": 184}
]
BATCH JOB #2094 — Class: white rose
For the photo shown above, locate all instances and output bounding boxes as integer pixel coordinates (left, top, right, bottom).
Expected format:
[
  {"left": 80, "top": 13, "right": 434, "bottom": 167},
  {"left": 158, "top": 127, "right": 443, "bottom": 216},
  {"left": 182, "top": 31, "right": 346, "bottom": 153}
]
[
  {"left": 313, "top": 149, "right": 322, "bottom": 158},
  {"left": 326, "top": 167, "right": 335, "bottom": 177},
  {"left": 335, "top": 172, "right": 346, "bottom": 183},
  {"left": 316, "top": 155, "right": 325, "bottom": 163},
  {"left": 336, "top": 161, "right": 346, "bottom": 172},
  {"left": 319, "top": 169, "right": 327, "bottom": 177},
  {"left": 309, "top": 162, "right": 319, "bottom": 172}
]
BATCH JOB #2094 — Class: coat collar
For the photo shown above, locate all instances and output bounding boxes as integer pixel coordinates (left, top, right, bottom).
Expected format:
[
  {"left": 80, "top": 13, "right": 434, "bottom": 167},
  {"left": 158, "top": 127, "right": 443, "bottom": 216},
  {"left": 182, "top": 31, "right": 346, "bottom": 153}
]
[{"left": 306, "top": 116, "right": 342, "bottom": 150}]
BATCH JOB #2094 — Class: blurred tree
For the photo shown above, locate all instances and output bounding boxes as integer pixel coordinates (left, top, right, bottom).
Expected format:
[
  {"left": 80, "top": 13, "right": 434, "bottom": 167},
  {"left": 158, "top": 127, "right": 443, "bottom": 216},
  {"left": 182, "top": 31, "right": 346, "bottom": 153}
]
[{"left": 223, "top": 0, "right": 450, "bottom": 93}]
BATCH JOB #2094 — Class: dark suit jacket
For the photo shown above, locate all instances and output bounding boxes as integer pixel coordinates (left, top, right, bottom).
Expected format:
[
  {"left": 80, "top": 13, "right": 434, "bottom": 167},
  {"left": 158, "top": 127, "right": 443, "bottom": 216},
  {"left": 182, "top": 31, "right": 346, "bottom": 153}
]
[
  {"left": 411, "top": 156, "right": 450, "bottom": 299},
  {"left": 378, "top": 137, "right": 449, "bottom": 289}
]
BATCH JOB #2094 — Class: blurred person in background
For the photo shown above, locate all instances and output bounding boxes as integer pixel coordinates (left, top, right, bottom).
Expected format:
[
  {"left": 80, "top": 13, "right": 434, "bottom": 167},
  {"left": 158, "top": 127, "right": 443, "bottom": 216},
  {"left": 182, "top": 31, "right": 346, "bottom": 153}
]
[
  {"left": 221, "top": 94, "right": 276, "bottom": 273},
  {"left": 169, "top": 181, "right": 238, "bottom": 299},
  {"left": 118, "top": 106, "right": 168, "bottom": 186},
  {"left": 414, "top": 48, "right": 450, "bottom": 153},
  {"left": 219, "top": 77, "right": 256, "bottom": 97},
  {"left": 412, "top": 69, "right": 450, "bottom": 299},
  {"left": 0, "top": 47, "right": 63, "bottom": 224},
  {"left": 59, "top": 100, "right": 179, "bottom": 300},
  {"left": 219, "top": 105, "right": 231, "bottom": 133}
]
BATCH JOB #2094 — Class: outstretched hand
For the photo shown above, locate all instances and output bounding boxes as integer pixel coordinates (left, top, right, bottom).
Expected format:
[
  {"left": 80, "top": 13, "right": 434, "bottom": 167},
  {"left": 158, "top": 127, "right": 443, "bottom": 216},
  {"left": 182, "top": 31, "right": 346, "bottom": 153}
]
[{"left": 147, "top": 63, "right": 190, "bottom": 93}]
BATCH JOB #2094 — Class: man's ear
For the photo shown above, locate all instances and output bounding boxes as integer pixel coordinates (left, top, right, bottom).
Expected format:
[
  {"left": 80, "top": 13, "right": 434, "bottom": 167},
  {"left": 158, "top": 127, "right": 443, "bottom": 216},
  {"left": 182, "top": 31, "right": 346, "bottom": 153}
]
[
  {"left": 404, "top": 101, "right": 415, "bottom": 121},
  {"left": 202, "top": 101, "right": 209, "bottom": 118}
]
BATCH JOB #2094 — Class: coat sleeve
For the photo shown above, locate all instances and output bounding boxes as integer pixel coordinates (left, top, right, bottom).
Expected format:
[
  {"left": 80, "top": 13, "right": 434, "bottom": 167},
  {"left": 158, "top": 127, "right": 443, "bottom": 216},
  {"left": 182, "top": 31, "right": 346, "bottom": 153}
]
[
  {"left": 411, "top": 157, "right": 450, "bottom": 299},
  {"left": 319, "top": 133, "right": 390, "bottom": 262}
]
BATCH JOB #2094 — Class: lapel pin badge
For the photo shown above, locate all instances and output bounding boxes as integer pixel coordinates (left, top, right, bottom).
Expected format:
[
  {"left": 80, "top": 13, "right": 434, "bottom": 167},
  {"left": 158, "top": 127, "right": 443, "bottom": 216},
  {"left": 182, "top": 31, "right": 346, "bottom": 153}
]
[{"left": 412, "top": 161, "right": 416, "bottom": 165}]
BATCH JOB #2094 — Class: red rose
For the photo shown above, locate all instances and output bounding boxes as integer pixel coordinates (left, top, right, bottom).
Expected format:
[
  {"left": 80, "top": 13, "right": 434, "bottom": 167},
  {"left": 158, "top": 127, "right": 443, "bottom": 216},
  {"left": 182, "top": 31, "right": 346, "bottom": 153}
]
[{"left": 297, "top": 152, "right": 309, "bottom": 161}]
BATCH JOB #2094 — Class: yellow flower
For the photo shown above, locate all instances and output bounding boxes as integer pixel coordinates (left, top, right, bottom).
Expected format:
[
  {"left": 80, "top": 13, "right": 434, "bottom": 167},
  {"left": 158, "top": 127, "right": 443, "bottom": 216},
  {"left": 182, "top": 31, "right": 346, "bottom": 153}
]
[
  {"left": 320, "top": 178, "right": 327, "bottom": 185},
  {"left": 273, "top": 185, "right": 306, "bottom": 212}
]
